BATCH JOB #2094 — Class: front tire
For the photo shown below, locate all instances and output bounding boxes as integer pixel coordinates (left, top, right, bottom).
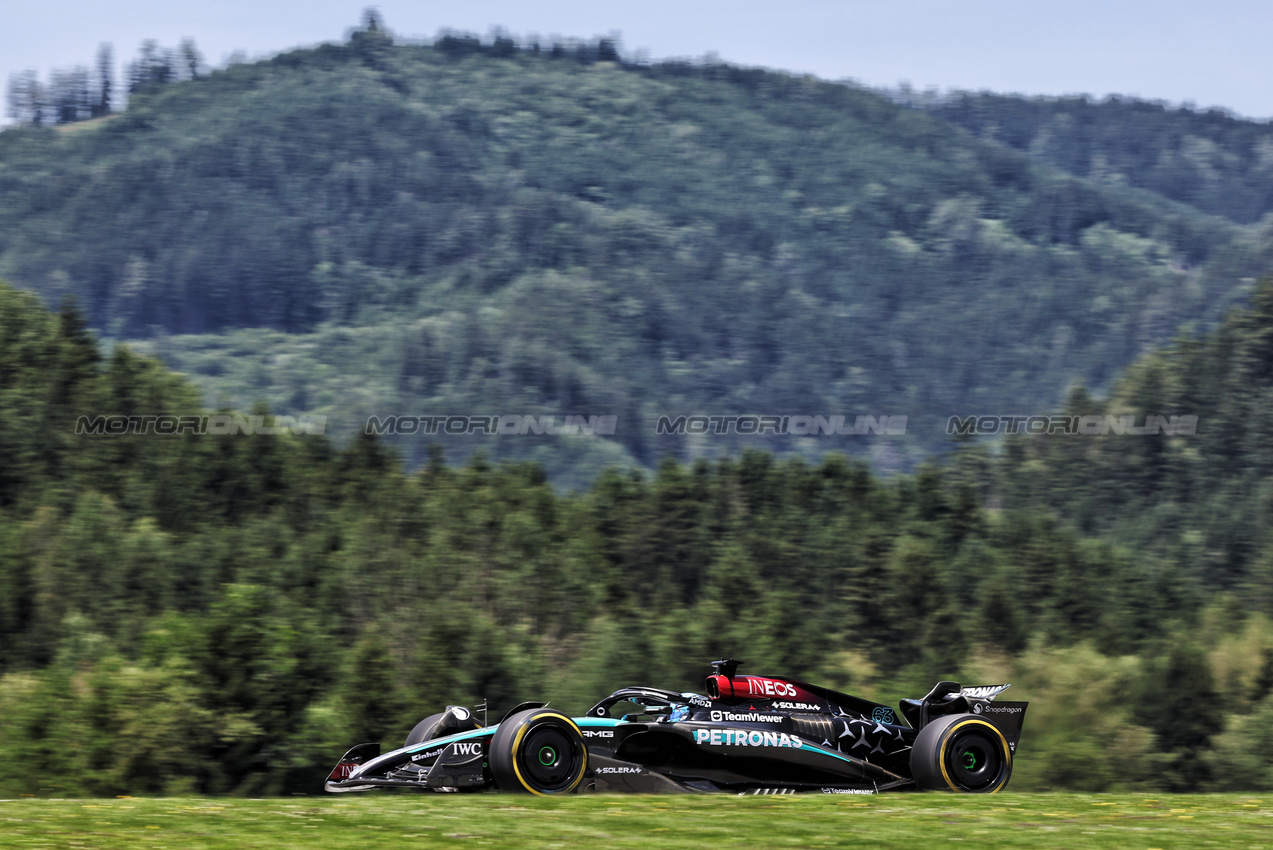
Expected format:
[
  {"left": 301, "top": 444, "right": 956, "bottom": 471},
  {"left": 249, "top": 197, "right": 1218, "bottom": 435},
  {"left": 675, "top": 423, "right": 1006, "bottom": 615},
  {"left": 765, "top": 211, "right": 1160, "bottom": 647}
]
[
  {"left": 489, "top": 709, "right": 588, "bottom": 795},
  {"left": 911, "top": 714, "right": 1012, "bottom": 793},
  {"left": 405, "top": 705, "right": 481, "bottom": 748}
]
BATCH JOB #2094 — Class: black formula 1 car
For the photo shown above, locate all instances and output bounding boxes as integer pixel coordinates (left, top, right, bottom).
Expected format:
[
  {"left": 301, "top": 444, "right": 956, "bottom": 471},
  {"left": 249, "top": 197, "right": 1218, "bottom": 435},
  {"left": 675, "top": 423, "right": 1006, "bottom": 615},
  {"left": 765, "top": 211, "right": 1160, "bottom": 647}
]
[{"left": 325, "top": 660, "right": 1027, "bottom": 796}]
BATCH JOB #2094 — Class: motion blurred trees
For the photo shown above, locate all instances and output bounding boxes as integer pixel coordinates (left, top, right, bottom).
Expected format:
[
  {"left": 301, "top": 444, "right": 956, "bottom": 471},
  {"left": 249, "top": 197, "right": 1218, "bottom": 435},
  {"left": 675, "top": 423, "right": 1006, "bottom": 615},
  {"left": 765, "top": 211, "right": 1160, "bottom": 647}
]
[
  {"left": 3, "top": 277, "right": 1273, "bottom": 792},
  {"left": 926, "top": 91, "right": 1273, "bottom": 225},
  {"left": 2, "top": 26, "right": 1269, "bottom": 483},
  {"left": 2, "top": 26, "right": 1273, "bottom": 793},
  {"left": 4, "top": 38, "right": 202, "bottom": 129}
]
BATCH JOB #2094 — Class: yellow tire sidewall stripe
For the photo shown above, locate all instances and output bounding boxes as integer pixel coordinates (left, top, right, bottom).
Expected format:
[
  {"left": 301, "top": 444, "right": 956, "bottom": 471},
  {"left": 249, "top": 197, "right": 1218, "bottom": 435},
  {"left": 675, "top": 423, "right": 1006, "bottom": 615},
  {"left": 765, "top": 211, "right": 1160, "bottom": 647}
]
[
  {"left": 936, "top": 717, "right": 1012, "bottom": 793},
  {"left": 509, "top": 712, "right": 588, "bottom": 796}
]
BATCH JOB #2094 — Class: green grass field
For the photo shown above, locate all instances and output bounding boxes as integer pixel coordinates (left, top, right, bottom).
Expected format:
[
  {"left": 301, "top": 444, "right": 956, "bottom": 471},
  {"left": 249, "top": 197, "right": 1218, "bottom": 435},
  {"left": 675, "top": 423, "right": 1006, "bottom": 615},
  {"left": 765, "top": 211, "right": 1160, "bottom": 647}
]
[{"left": 1, "top": 794, "right": 1269, "bottom": 849}]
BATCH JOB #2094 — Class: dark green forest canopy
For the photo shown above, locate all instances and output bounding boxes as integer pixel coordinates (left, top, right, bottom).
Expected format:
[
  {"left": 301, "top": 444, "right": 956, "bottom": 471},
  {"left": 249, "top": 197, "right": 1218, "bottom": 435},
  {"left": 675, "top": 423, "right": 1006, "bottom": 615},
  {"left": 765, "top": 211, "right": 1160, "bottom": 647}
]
[
  {"left": 5, "top": 277, "right": 1273, "bottom": 793},
  {"left": 2, "top": 32, "right": 1272, "bottom": 481},
  {"left": 920, "top": 91, "right": 1273, "bottom": 225}
]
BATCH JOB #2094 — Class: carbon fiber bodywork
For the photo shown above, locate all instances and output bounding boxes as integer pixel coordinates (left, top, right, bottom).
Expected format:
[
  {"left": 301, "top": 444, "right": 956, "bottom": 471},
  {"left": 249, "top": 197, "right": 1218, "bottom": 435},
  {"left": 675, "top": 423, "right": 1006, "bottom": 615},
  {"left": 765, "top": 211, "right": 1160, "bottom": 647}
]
[{"left": 325, "top": 662, "right": 1027, "bottom": 795}]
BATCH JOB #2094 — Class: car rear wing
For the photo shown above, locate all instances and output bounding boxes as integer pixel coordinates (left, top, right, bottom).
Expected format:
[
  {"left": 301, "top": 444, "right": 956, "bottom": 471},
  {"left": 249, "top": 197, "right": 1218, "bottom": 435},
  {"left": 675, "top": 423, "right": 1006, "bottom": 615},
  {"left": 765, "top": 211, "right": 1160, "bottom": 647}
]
[
  {"left": 971, "top": 700, "right": 1028, "bottom": 753},
  {"left": 898, "top": 681, "right": 1028, "bottom": 749}
]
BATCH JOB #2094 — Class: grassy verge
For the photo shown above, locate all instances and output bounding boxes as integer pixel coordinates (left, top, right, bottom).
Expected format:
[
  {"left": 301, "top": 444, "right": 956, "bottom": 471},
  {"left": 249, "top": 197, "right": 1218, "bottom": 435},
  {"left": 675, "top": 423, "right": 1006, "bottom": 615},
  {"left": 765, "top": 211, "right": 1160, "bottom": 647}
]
[{"left": 1, "top": 793, "right": 1269, "bottom": 849}]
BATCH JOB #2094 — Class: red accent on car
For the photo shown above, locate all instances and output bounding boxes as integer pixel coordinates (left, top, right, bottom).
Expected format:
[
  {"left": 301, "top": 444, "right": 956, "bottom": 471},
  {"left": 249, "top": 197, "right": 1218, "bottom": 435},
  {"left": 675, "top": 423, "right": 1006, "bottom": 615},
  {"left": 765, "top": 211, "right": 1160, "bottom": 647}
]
[
  {"left": 707, "top": 676, "right": 821, "bottom": 702},
  {"left": 329, "top": 762, "right": 357, "bottom": 780}
]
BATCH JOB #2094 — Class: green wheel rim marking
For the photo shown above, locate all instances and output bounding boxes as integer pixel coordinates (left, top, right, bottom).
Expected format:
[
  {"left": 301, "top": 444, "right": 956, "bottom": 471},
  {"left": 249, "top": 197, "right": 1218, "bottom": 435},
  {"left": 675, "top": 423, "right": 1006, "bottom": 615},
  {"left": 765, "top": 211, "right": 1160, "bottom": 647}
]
[
  {"left": 963, "top": 751, "right": 977, "bottom": 769},
  {"left": 538, "top": 746, "right": 557, "bottom": 766}
]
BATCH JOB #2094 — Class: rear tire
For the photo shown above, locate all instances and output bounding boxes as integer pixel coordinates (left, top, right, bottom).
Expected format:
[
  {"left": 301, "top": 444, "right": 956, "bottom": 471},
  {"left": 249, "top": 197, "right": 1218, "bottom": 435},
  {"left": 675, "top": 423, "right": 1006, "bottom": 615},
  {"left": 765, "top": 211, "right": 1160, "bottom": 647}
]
[
  {"left": 911, "top": 714, "right": 1012, "bottom": 793},
  {"left": 489, "top": 709, "right": 588, "bottom": 795}
]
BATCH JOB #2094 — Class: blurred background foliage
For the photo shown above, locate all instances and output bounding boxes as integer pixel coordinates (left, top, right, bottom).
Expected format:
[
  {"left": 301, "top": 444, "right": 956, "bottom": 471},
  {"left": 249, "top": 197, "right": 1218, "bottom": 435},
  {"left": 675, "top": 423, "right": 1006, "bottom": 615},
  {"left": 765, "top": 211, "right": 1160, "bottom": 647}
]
[
  {"left": 4, "top": 23, "right": 1273, "bottom": 482},
  {"left": 918, "top": 89, "right": 1273, "bottom": 225},
  {"left": 6, "top": 275, "right": 1273, "bottom": 793},
  {"left": 5, "top": 18, "right": 1273, "bottom": 796}
]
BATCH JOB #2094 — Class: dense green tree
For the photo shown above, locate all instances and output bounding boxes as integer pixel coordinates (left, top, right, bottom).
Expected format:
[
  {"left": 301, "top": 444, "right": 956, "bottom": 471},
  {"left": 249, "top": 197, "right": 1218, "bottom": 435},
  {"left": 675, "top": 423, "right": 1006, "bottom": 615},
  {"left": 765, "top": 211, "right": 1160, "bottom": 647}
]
[
  {"left": 1135, "top": 644, "right": 1222, "bottom": 791},
  {"left": 3, "top": 277, "right": 1273, "bottom": 792},
  {"left": 924, "top": 91, "right": 1273, "bottom": 224},
  {"left": 3, "top": 32, "right": 1270, "bottom": 484}
]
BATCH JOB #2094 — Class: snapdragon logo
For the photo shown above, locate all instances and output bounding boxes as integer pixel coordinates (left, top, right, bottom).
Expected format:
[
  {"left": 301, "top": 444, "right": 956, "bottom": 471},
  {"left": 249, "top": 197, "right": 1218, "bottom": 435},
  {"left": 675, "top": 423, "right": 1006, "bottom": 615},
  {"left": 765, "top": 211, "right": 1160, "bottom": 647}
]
[{"left": 694, "top": 729, "right": 804, "bottom": 749}]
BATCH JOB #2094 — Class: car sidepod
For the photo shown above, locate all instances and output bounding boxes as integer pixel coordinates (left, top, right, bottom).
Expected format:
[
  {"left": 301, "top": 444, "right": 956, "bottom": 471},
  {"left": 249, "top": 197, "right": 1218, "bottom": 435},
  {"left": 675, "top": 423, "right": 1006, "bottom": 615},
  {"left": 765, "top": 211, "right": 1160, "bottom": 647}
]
[{"left": 570, "top": 717, "right": 910, "bottom": 794}]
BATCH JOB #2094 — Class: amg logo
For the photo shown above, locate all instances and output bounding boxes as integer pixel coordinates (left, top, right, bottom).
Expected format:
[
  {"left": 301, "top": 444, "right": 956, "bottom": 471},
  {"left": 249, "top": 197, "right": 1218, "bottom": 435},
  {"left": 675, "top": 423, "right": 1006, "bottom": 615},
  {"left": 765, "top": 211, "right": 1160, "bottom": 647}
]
[
  {"left": 694, "top": 729, "right": 804, "bottom": 749},
  {"left": 595, "top": 767, "right": 642, "bottom": 774},
  {"left": 710, "top": 711, "right": 785, "bottom": 724},
  {"left": 583, "top": 729, "right": 615, "bottom": 738}
]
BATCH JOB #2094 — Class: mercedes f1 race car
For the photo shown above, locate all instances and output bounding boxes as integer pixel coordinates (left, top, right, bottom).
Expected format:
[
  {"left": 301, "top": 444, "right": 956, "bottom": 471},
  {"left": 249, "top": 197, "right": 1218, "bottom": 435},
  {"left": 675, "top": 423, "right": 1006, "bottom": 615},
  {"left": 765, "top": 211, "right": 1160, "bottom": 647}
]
[{"left": 325, "top": 660, "right": 1027, "bottom": 795}]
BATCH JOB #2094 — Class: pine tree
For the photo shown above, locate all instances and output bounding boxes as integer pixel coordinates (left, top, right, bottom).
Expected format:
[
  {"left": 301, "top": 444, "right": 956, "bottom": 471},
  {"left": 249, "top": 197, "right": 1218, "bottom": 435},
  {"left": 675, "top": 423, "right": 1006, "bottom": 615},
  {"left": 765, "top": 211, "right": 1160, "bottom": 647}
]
[{"left": 93, "top": 44, "right": 112, "bottom": 117}]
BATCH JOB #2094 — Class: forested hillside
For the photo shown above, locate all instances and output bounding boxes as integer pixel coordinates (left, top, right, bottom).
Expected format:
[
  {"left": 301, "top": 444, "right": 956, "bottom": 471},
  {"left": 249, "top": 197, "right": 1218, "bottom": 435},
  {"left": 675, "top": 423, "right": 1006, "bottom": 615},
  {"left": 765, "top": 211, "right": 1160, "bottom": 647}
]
[
  {"left": 5, "top": 277, "right": 1273, "bottom": 794},
  {"left": 984, "top": 278, "right": 1273, "bottom": 596},
  {"left": 921, "top": 91, "right": 1273, "bottom": 224},
  {"left": 2, "top": 25, "right": 1271, "bottom": 481}
]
